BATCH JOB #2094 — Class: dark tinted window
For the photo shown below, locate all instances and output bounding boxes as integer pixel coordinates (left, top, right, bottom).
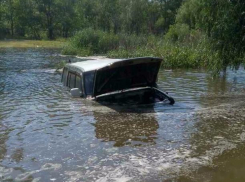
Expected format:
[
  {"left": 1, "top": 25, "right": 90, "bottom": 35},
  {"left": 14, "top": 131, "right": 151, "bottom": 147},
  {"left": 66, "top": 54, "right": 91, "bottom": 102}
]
[
  {"left": 68, "top": 72, "right": 76, "bottom": 88},
  {"left": 62, "top": 68, "right": 68, "bottom": 85},
  {"left": 76, "top": 75, "right": 81, "bottom": 89},
  {"left": 84, "top": 71, "right": 95, "bottom": 95}
]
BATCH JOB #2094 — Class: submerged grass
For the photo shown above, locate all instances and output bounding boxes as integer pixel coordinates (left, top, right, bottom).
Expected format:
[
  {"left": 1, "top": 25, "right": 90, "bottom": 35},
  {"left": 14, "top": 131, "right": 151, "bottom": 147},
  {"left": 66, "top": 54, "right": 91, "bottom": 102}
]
[
  {"left": 107, "top": 42, "right": 218, "bottom": 69},
  {"left": 54, "top": 60, "right": 67, "bottom": 71},
  {"left": 0, "top": 40, "right": 67, "bottom": 48}
]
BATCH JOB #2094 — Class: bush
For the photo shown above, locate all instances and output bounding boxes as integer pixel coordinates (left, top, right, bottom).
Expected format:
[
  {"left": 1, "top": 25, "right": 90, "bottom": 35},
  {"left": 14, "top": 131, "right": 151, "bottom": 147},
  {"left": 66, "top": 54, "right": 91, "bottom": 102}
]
[
  {"left": 62, "top": 28, "right": 222, "bottom": 72},
  {"left": 165, "top": 23, "right": 190, "bottom": 42},
  {"left": 108, "top": 36, "right": 220, "bottom": 70},
  {"left": 62, "top": 44, "right": 79, "bottom": 55},
  {"left": 69, "top": 29, "right": 119, "bottom": 55},
  {"left": 62, "top": 29, "right": 150, "bottom": 56}
]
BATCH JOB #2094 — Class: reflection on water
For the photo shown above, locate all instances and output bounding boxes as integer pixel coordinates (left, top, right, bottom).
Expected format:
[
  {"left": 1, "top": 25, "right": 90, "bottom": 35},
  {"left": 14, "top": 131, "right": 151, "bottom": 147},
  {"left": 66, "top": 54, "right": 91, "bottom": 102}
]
[
  {"left": 93, "top": 111, "right": 159, "bottom": 147},
  {"left": 0, "top": 48, "right": 245, "bottom": 182},
  {"left": 0, "top": 124, "right": 8, "bottom": 161}
]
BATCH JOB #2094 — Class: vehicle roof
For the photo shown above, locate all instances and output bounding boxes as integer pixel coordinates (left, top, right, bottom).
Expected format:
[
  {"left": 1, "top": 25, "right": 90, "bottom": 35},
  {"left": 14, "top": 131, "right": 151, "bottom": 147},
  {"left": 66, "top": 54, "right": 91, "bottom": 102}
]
[{"left": 65, "top": 57, "right": 162, "bottom": 73}]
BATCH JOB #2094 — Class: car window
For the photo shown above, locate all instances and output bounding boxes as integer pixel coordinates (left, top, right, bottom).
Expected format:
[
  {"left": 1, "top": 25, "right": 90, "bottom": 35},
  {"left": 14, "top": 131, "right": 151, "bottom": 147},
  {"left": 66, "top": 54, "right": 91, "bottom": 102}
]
[
  {"left": 62, "top": 68, "right": 68, "bottom": 85},
  {"left": 68, "top": 72, "right": 76, "bottom": 88},
  {"left": 75, "top": 75, "right": 81, "bottom": 89},
  {"left": 84, "top": 71, "right": 95, "bottom": 95}
]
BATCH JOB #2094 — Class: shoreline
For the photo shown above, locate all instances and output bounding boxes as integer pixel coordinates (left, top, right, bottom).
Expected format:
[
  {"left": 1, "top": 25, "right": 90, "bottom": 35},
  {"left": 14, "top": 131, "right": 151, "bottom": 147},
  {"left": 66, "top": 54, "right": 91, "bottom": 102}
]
[{"left": 0, "top": 39, "right": 66, "bottom": 48}]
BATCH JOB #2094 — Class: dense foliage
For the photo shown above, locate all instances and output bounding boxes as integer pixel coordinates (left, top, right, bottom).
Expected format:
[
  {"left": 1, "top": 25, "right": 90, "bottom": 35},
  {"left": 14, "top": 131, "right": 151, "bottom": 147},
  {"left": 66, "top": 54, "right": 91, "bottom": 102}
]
[
  {"left": 0, "top": 0, "right": 244, "bottom": 71},
  {"left": 170, "top": 0, "right": 245, "bottom": 71},
  {"left": 0, "top": 0, "right": 182, "bottom": 39},
  {"left": 62, "top": 29, "right": 216, "bottom": 69}
]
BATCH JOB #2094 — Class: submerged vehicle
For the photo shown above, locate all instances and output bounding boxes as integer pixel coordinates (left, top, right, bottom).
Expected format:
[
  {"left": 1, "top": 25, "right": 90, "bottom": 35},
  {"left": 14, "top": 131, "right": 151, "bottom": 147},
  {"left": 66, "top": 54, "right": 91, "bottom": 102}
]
[{"left": 61, "top": 57, "right": 175, "bottom": 105}]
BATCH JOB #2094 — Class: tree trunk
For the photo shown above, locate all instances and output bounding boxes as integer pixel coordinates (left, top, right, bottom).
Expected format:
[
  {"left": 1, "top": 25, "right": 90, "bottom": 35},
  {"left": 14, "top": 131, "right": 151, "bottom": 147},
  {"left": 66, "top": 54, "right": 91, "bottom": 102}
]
[
  {"left": 46, "top": 2, "right": 54, "bottom": 40},
  {"left": 10, "top": 18, "right": 14, "bottom": 37},
  {"left": 48, "top": 26, "right": 53, "bottom": 39},
  {"left": 65, "top": 28, "right": 68, "bottom": 38},
  {"left": 9, "top": 0, "right": 14, "bottom": 37},
  {"left": 63, "top": 26, "right": 68, "bottom": 38}
]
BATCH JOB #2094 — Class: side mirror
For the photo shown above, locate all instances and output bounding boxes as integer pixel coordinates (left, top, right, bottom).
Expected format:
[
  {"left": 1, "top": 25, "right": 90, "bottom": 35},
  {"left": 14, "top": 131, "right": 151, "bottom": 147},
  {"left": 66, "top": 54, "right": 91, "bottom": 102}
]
[{"left": 70, "top": 88, "right": 82, "bottom": 97}]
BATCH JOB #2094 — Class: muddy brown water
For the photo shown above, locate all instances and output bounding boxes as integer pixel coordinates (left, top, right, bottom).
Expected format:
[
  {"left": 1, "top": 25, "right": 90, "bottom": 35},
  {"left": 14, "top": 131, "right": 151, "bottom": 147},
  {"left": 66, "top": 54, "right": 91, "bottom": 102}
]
[{"left": 0, "top": 48, "right": 245, "bottom": 182}]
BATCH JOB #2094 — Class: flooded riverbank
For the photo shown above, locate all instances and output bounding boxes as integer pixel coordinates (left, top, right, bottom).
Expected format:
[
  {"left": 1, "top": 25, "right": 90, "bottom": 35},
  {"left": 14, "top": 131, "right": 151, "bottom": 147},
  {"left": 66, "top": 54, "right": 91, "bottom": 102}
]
[
  {"left": 0, "top": 48, "right": 245, "bottom": 182},
  {"left": 0, "top": 40, "right": 66, "bottom": 48}
]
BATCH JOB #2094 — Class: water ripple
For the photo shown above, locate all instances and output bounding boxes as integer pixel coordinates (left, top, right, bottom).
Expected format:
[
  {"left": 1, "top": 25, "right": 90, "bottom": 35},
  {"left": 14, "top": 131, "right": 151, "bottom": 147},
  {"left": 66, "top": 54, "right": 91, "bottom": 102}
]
[{"left": 0, "top": 49, "right": 245, "bottom": 181}]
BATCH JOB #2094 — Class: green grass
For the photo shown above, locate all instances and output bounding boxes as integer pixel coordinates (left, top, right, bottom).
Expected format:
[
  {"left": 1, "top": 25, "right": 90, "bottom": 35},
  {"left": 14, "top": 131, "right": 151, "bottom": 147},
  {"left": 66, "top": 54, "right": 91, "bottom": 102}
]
[
  {"left": 62, "top": 28, "right": 149, "bottom": 56},
  {"left": 107, "top": 44, "right": 212, "bottom": 69},
  {"left": 107, "top": 38, "right": 220, "bottom": 69},
  {"left": 54, "top": 60, "right": 67, "bottom": 71},
  {"left": 0, "top": 40, "right": 67, "bottom": 48},
  {"left": 61, "top": 29, "right": 227, "bottom": 72}
]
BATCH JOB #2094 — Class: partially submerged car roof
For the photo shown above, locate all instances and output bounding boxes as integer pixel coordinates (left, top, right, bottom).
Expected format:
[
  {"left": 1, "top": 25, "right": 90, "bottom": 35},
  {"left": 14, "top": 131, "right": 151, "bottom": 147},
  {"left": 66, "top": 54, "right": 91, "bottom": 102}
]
[
  {"left": 65, "top": 57, "right": 163, "bottom": 97},
  {"left": 65, "top": 57, "right": 162, "bottom": 73}
]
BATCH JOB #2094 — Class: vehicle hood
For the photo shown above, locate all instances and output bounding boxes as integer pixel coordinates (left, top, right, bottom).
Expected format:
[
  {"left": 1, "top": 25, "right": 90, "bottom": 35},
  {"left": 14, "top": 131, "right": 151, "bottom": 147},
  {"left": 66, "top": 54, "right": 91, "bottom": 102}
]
[{"left": 93, "top": 57, "right": 162, "bottom": 97}]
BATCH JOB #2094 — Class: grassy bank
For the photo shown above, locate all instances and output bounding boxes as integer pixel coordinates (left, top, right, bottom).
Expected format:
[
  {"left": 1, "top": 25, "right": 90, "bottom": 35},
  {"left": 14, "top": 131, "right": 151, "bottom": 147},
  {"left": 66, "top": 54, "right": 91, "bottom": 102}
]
[
  {"left": 0, "top": 40, "right": 67, "bottom": 48},
  {"left": 107, "top": 42, "right": 219, "bottom": 69},
  {"left": 62, "top": 29, "right": 221, "bottom": 70}
]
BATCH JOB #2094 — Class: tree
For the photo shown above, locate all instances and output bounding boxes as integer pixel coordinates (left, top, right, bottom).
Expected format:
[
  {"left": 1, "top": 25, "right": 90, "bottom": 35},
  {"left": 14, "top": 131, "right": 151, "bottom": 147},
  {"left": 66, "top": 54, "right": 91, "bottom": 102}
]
[
  {"left": 56, "top": 0, "right": 76, "bottom": 38},
  {"left": 157, "top": 0, "right": 183, "bottom": 33},
  {"left": 0, "top": 0, "right": 5, "bottom": 38},
  {"left": 35, "top": 0, "right": 57, "bottom": 39},
  {"left": 2, "top": 0, "right": 18, "bottom": 37},
  {"left": 171, "top": 0, "right": 245, "bottom": 70}
]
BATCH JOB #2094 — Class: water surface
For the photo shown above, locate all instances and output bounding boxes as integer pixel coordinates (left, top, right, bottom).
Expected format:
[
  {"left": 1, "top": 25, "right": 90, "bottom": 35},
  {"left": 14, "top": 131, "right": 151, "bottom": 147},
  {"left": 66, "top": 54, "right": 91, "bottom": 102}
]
[{"left": 0, "top": 48, "right": 245, "bottom": 182}]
